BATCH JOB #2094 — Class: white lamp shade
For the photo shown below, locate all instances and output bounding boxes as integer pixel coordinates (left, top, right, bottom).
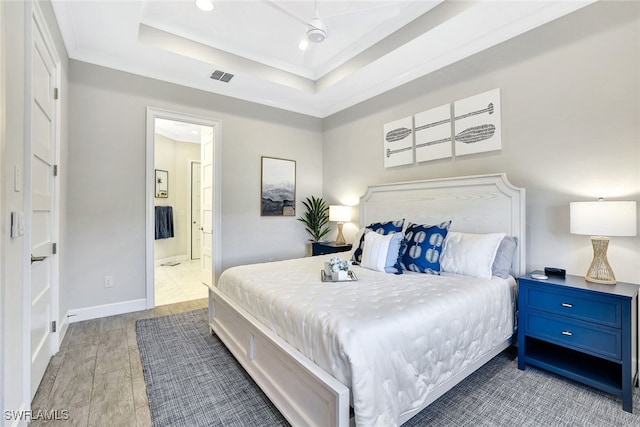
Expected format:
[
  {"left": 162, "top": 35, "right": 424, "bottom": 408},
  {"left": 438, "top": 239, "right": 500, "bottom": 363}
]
[
  {"left": 329, "top": 205, "right": 352, "bottom": 222},
  {"left": 570, "top": 200, "right": 637, "bottom": 236}
]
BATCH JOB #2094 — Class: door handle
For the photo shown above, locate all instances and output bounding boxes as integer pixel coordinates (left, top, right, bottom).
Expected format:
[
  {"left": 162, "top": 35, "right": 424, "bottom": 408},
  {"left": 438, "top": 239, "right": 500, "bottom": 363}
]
[{"left": 31, "top": 254, "right": 47, "bottom": 264}]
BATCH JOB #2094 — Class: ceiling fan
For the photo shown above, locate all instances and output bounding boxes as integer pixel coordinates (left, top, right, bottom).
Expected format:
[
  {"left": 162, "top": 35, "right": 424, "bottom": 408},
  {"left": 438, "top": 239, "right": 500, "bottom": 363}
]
[{"left": 264, "top": 0, "right": 328, "bottom": 44}]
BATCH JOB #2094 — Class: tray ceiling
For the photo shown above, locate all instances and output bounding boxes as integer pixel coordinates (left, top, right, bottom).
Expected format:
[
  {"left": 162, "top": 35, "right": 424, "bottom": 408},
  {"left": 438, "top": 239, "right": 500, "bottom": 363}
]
[{"left": 52, "top": 0, "right": 596, "bottom": 118}]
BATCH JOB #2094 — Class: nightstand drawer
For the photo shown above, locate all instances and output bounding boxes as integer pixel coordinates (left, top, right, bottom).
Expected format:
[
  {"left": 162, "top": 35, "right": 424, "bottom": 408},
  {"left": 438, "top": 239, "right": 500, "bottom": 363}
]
[
  {"left": 524, "top": 312, "right": 621, "bottom": 360},
  {"left": 525, "top": 286, "right": 621, "bottom": 328}
]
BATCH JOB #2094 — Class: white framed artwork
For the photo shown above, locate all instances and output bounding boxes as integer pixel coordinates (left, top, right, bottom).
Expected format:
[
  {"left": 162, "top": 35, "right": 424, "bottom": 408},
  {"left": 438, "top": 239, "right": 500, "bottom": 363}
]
[
  {"left": 414, "top": 104, "right": 452, "bottom": 162},
  {"left": 383, "top": 116, "right": 414, "bottom": 168},
  {"left": 453, "top": 88, "right": 501, "bottom": 156}
]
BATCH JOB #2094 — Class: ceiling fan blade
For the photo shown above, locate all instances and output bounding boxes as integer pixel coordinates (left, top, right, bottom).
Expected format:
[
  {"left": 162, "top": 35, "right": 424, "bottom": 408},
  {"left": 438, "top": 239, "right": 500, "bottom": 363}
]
[{"left": 261, "top": 0, "right": 308, "bottom": 26}]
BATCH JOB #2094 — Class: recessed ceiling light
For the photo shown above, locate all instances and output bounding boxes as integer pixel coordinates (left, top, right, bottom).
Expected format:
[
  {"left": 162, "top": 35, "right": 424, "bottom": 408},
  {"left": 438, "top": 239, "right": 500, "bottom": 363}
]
[
  {"left": 298, "top": 39, "right": 308, "bottom": 51},
  {"left": 195, "top": 0, "right": 214, "bottom": 12}
]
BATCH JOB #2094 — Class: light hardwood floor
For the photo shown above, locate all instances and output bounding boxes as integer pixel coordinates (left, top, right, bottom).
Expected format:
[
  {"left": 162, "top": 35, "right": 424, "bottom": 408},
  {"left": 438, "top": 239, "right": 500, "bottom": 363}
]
[{"left": 30, "top": 298, "right": 208, "bottom": 427}]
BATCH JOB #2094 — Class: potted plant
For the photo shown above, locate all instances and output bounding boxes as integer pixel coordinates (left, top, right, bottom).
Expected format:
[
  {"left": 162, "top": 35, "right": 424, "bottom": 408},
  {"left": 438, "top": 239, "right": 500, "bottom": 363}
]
[{"left": 298, "top": 196, "right": 331, "bottom": 242}]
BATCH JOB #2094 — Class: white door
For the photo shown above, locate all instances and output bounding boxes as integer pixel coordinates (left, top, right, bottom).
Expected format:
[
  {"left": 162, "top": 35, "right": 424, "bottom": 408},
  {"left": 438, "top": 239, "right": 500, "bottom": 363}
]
[
  {"left": 30, "top": 11, "right": 58, "bottom": 399},
  {"left": 200, "top": 127, "right": 214, "bottom": 286},
  {"left": 191, "top": 162, "right": 201, "bottom": 260}
]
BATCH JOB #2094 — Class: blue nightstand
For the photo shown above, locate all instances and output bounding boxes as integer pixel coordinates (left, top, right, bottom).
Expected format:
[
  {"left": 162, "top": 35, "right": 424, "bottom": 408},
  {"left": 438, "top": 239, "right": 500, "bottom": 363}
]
[
  {"left": 311, "top": 242, "right": 352, "bottom": 256},
  {"left": 518, "top": 272, "right": 639, "bottom": 413}
]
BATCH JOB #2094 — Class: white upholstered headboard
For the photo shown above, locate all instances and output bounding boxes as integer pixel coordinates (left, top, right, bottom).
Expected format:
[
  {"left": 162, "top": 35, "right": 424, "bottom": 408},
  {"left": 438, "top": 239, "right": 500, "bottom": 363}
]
[{"left": 359, "top": 173, "right": 526, "bottom": 276}]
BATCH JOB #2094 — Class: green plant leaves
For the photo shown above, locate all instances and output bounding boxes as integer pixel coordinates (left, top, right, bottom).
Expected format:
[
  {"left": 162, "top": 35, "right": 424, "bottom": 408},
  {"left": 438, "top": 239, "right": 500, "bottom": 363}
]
[{"left": 297, "top": 196, "right": 331, "bottom": 242}]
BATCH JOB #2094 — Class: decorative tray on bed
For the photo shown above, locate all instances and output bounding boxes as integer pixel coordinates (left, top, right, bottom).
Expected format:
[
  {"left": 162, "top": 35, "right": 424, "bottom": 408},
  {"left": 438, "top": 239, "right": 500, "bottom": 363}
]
[{"left": 321, "top": 270, "right": 359, "bottom": 282}]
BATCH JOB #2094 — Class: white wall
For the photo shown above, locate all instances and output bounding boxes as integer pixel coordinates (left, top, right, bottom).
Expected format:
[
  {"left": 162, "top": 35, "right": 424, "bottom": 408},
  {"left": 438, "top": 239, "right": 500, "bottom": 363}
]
[
  {"left": 154, "top": 134, "right": 200, "bottom": 262},
  {"left": 66, "top": 61, "right": 323, "bottom": 311},
  {"left": 0, "top": 0, "right": 6, "bottom": 418},
  {"left": 322, "top": 1, "right": 640, "bottom": 284},
  {"left": 2, "top": 1, "right": 28, "bottom": 415}
]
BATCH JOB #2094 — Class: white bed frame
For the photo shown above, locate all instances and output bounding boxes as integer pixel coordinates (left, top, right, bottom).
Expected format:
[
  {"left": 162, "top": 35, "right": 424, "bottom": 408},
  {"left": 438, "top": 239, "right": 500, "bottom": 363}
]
[{"left": 208, "top": 173, "right": 525, "bottom": 426}]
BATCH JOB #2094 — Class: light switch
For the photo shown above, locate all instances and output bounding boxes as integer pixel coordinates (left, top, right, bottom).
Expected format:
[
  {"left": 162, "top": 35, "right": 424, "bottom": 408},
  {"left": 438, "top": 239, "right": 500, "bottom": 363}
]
[
  {"left": 14, "top": 164, "right": 21, "bottom": 192},
  {"left": 10, "top": 211, "right": 24, "bottom": 238}
]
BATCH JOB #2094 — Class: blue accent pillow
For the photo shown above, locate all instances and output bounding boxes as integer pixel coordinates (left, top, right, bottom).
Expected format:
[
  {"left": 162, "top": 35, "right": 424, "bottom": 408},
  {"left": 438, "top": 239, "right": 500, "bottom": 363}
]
[
  {"left": 401, "top": 221, "right": 451, "bottom": 274},
  {"left": 385, "top": 233, "right": 406, "bottom": 274},
  {"left": 368, "top": 220, "right": 404, "bottom": 235},
  {"left": 492, "top": 236, "right": 518, "bottom": 278},
  {"left": 351, "top": 219, "right": 404, "bottom": 264}
]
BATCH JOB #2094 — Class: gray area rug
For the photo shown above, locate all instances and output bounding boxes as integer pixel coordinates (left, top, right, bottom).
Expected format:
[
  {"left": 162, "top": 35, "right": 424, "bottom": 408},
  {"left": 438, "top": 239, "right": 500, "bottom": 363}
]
[
  {"left": 136, "top": 309, "right": 288, "bottom": 426},
  {"left": 137, "top": 309, "right": 640, "bottom": 426}
]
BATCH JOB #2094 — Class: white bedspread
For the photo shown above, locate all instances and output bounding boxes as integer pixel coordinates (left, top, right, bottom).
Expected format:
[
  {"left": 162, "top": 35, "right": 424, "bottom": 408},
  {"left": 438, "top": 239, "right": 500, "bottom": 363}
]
[{"left": 216, "top": 255, "right": 515, "bottom": 426}]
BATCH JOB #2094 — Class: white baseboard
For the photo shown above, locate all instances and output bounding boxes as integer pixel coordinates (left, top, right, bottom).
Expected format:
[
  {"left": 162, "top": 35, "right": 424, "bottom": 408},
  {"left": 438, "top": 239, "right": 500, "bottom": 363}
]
[
  {"left": 154, "top": 254, "right": 188, "bottom": 267},
  {"left": 57, "top": 312, "right": 70, "bottom": 349},
  {"left": 66, "top": 299, "right": 147, "bottom": 323}
]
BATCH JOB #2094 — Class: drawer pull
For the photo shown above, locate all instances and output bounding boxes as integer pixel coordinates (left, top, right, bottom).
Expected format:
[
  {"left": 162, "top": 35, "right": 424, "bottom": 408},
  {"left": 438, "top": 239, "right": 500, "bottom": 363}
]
[
  {"left": 561, "top": 331, "right": 573, "bottom": 336},
  {"left": 561, "top": 303, "right": 573, "bottom": 308}
]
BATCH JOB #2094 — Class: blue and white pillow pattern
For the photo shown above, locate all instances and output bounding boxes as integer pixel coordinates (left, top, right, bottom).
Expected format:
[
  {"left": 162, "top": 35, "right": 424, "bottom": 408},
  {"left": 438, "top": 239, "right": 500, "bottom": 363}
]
[
  {"left": 351, "top": 219, "right": 404, "bottom": 263},
  {"left": 401, "top": 221, "right": 451, "bottom": 274},
  {"left": 360, "top": 230, "right": 405, "bottom": 274}
]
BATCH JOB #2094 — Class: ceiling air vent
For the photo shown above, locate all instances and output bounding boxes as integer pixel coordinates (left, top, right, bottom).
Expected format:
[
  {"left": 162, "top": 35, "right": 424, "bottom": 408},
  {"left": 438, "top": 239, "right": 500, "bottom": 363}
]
[{"left": 210, "top": 70, "right": 234, "bottom": 83}]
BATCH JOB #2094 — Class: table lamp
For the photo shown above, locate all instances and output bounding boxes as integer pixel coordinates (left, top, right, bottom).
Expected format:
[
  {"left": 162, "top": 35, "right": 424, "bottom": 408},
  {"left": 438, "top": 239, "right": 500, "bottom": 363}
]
[
  {"left": 570, "top": 199, "right": 637, "bottom": 284},
  {"left": 329, "top": 205, "right": 351, "bottom": 246}
]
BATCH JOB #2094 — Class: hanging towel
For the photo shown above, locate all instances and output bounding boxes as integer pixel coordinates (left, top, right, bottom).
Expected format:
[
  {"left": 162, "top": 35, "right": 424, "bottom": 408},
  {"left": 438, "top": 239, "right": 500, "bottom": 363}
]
[{"left": 155, "top": 206, "right": 174, "bottom": 240}]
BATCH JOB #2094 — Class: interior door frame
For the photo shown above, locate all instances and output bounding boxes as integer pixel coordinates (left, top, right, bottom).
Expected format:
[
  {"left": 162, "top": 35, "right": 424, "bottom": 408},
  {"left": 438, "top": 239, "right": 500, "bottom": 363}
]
[
  {"left": 145, "top": 107, "right": 222, "bottom": 309},
  {"left": 188, "top": 159, "right": 201, "bottom": 261}
]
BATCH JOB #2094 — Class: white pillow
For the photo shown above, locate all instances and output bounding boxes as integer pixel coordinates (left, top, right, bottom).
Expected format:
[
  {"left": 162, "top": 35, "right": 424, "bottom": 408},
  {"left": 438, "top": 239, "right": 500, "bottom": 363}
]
[
  {"left": 361, "top": 231, "right": 394, "bottom": 272},
  {"left": 440, "top": 232, "right": 506, "bottom": 279}
]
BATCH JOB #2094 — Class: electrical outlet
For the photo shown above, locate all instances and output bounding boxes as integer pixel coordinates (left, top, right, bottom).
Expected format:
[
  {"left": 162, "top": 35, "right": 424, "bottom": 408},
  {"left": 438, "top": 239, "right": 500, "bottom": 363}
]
[{"left": 104, "top": 276, "right": 114, "bottom": 288}]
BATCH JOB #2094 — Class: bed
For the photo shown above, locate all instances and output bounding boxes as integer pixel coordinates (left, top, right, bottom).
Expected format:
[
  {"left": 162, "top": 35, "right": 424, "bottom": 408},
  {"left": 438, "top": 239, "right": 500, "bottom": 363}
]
[{"left": 208, "top": 173, "right": 526, "bottom": 426}]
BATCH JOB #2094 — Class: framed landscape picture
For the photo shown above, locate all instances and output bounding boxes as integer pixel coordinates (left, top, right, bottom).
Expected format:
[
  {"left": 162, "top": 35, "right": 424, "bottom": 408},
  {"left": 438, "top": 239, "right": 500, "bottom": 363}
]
[{"left": 261, "top": 156, "right": 296, "bottom": 216}]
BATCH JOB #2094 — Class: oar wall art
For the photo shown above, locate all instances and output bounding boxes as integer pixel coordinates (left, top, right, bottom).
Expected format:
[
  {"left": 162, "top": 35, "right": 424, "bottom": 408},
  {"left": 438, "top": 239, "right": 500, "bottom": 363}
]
[
  {"left": 453, "top": 88, "right": 501, "bottom": 156},
  {"left": 382, "top": 88, "right": 501, "bottom": 168},
  {"left": 414, "top": 104, "right": 452, "bottom": 162},
  {"left": 383, "top": 116, "right": 414, "bottom": 168}
]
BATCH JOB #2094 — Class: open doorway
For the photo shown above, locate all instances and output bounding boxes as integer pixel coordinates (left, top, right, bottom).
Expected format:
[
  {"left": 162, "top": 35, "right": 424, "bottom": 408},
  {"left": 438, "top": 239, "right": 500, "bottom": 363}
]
[
  {"left": 153, "top": 119, "right": 207, "bottom": 306},
  {"left": 145, "top": 108, "right": 222, "bottom": 309}
]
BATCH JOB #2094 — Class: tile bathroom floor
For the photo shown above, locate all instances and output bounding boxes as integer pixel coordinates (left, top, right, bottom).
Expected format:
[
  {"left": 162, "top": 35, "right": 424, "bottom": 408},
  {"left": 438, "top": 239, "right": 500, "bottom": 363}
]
[{"left": 154, "top": 259, "right": 208, "bottom": 306}]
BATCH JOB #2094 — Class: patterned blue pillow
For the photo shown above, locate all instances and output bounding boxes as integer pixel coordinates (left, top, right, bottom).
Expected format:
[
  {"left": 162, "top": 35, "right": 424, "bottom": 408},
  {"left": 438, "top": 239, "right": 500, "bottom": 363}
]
[
  {"left": 401, "top": 221, "right": 451, "bottom": 274},
  {"left": 367, "top": 220, "right": 404, "bottom": 235},
  {"left": 351, "top": 219, "right": 404, "bottom": 263}
]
